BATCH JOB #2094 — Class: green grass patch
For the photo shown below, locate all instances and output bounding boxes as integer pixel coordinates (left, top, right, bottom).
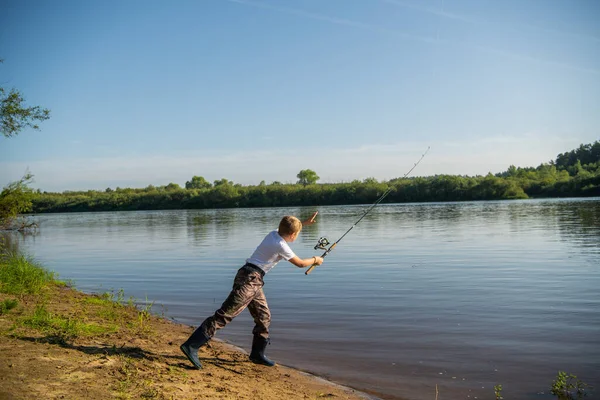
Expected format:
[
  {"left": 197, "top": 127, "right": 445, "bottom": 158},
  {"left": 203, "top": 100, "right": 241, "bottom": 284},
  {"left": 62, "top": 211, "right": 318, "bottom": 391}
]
[
  {"left": 135, "top": 297, "right": 155, "bottom": 333},
  {"left": 0, "top": 298, "right": 18, "bottom": 315},
  {"left": 20, "top": 304, "right": 116, "bottom": 340},
  {"left": 0, "top": 250, "right": 55, "bottom": 295},
  {"left": 83, "top": 296, "right": 114, "bottom": 306},
  {"left": 83, "top": 292, "right": 129, "bottom": 323},
  {"left": 53, "top": 279, "right": 70, "bottom": 288},
  {"left": 96, "top": 306, "right": 122, "bottom": 322}
]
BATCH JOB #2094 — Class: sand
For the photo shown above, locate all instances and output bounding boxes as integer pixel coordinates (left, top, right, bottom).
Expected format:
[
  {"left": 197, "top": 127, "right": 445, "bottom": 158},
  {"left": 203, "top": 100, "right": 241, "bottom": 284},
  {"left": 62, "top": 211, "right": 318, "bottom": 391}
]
[{"left": 0, "top": 285, "right": 379, "bottom": 400}]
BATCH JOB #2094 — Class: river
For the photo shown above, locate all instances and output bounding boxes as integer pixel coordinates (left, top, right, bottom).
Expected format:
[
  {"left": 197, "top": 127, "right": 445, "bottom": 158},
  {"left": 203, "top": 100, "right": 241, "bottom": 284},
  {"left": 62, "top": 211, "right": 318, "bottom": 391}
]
[{"left": 7, "top": 198, "right": 600, "bottom": 400}]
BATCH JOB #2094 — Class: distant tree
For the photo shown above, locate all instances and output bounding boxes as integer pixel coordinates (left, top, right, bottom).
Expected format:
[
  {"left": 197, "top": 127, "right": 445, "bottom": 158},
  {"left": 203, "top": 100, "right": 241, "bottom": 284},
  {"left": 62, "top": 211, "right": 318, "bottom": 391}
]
[
  {"left": 496, "top": 165, "right": 520, "bottom": 178},
  {"left": 210, "top": 182, "right": 240, "bottom": 206},
  {"left": 213, "top": 178, "right": 233, "bottom": 186},
  {"left": 185, "top": 176, "right": 212, "bottom": 189},
  {"left": 1, "top": 60, "right": 50, "bottom": 138},
  {"left": 555, "top": 141, "right": 600, "bottom": 173},
  {"left": 165, "top": 183, "right": 181, "bottom": 191},
  {"left": 297, "top": 169, "right": 319, "bottom": 186}
]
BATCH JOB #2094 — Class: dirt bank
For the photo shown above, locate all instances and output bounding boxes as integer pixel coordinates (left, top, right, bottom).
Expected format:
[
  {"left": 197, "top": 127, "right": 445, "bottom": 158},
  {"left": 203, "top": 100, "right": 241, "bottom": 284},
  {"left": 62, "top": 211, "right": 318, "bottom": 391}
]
[{"left": 0, "top": 284, "right": 376, "bottom": 400}]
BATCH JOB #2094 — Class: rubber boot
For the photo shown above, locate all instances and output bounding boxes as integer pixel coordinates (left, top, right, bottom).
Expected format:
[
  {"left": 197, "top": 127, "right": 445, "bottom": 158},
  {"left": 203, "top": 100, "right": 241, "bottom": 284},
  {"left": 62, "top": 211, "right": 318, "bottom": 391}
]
[
  {"left": 249, "top": 336, "right": 276, "bottom": 367},
  {"left": 180, "top": 328, "right": 210, "bottom": 369}
]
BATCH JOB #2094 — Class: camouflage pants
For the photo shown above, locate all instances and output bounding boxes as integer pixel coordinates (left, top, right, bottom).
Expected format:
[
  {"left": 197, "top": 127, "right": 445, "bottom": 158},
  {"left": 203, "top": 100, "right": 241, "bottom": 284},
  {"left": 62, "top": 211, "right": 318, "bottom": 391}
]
[{"left": 199, "top": 264, "right": 271, "bottom": 339}]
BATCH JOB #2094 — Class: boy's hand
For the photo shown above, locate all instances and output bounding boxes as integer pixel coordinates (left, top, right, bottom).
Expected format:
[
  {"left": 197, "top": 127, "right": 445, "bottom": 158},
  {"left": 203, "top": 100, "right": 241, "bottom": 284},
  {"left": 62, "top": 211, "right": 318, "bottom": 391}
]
[
  {"left": 304, "top": 255, "right": 324, "bottom": 275},
  {"left": 302, "top": 211, "right": 318, "bottom": 226}
]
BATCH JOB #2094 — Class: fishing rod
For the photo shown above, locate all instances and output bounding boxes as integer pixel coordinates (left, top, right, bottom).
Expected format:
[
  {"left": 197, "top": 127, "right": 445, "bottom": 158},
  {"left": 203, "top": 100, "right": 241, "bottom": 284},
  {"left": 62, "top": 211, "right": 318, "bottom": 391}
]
[{"left": 305, "top": 146, "right": 430, "bottom": 275}]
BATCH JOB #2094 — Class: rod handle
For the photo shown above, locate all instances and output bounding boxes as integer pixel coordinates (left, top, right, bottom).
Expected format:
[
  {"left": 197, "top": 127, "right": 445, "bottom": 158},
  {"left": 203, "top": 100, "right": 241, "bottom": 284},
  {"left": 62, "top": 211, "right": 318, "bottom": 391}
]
[
  {"left": 305, "top": 263, "right": 318, "bottom": 275},
  {"left": 305, "top": 244, "right": 335, "bottom": 275}
]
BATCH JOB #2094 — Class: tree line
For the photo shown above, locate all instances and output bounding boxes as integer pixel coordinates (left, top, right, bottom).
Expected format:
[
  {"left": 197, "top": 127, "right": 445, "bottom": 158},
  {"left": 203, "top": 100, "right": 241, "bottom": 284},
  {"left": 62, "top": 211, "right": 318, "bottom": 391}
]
[
  {"left": 1, "top": 57, "right": 599, "bottom": 223},
  {"left": 28, "top": 141, "right": 600, "bottom": 213}
]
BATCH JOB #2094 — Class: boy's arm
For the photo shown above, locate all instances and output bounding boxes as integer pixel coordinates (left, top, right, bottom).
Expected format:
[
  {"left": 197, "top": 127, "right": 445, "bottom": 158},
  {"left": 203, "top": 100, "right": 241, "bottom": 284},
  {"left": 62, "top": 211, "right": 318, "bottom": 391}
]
[
  {"left": 288, "top": 255, "right": 324, "bottom": 269},
  {"left": 301, "top": 211, "right": 318, "bottom": 226}
]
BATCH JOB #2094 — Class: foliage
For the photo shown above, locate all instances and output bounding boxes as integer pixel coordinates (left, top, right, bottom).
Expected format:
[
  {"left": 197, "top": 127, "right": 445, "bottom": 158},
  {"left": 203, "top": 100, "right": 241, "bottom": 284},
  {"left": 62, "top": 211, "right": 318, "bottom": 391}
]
[
  {"left": 551, "top": 371, "right": 591, "bottom": 400},
  {"left": 0, "top": 173, "right": 38, "bottom": 229},
  {"left": 297, "top": 169, "right": 320, "bottom": 186},
  {"left": 185, "top": 175, "right": 212, "bottom": 189},
  {"left": 555, "top": 141, "right": 600, "bottom": 175},
  {"left": 494, "top": 384, "right": 503, "bottom": 400},
  {"left": 1, "top": 59, "right": 49, "bottom": 230},
  {"left": 25, "top": 141, "right": 600, "bottom": 213},
  {"left": 214, "top": 178, "right": 234, "bottom": 186},
  {"left": 0, "top": 60, "right": 50, "bottom": 138},
  {"left": 0, "top": 87, "right": 50, "bottom": 138}
]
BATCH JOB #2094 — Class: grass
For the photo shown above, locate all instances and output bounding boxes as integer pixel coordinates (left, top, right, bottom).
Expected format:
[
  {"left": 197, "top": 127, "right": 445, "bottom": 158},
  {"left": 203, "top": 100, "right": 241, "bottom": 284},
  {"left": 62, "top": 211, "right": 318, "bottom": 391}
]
[
  {"left": 81, "top": 290, "right": 156, "bottom": 335},
  {"left": 1, "top": 243, "right": 157, "bottom": 342},
  {"left": 115, "top": 354, "right": 138, "bottom": 399},
  {"left": 135, "top": 296, "right": 155, "bottom": 333},
  {"left": 0, "top": 245, "right": 116, "bottom": 340},
  {"left": 83, "top": 296, "right": 114, "bottom": 306},
  {"left": 113, "top": 354, "right": 162, "bottom": 400},
  {"left": 0, "top": 298, "right": 19, "bottom": 315},
  {"left": 0, "top": 249, "right": 55, "bottom": 295},
  {"left": 18, "top": 303, "right": 116, "bottom": 341}
]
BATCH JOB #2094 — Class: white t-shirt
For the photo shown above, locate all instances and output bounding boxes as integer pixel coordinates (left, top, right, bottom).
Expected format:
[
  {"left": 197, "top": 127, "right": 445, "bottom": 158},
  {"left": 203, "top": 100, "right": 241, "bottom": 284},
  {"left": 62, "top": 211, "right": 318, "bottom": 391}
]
[{"left": 246, "top": 230, "right": 296, "bottom": 274}]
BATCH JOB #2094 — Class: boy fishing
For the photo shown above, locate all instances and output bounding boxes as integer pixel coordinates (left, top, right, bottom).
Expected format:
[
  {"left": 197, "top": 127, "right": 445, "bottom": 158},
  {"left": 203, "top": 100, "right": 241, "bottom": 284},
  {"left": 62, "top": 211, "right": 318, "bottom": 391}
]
[{"left": 180, "top": 212, "right": 324, "bottom": 369}]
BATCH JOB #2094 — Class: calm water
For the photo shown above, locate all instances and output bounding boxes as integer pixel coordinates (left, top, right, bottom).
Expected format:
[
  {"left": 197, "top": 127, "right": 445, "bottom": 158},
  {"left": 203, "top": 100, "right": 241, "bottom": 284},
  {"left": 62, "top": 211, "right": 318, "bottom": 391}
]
[{"left": 6, "top": 198, "right": 600, "bottom": 400}]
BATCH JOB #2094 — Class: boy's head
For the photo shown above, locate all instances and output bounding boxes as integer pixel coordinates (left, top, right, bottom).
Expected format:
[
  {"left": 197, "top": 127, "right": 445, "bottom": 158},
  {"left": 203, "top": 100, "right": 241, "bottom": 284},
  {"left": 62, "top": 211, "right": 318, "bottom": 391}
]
[{"left": 278, "top": 216, "right": 302, "bottom": 240}]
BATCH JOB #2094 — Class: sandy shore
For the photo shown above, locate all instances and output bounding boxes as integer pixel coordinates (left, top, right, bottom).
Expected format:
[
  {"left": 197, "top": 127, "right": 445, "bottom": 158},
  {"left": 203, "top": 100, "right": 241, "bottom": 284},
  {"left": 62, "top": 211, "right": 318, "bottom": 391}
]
[{"left": 0, "top": 284, "right": 381, "bottom": 400}]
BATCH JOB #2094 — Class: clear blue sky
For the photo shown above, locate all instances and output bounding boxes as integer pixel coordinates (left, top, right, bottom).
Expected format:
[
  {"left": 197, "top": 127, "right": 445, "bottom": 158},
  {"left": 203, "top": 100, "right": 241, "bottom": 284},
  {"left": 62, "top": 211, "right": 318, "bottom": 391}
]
[{"left": 1, "top": 0, "right": 599, "bottom": 191}]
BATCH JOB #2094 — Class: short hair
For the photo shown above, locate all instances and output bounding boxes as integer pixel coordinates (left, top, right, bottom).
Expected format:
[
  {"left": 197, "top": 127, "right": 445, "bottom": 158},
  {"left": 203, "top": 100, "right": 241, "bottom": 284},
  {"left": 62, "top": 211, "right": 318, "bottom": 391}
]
[{"left": 278, "top": 216, "right": 302, "bottom": 236}]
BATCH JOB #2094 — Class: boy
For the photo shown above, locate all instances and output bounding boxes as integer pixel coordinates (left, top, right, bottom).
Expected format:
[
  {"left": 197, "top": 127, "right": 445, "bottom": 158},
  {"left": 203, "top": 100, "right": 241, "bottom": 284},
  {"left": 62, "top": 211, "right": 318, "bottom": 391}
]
[{"left": 180, "top": 212, "right": 324, "bottom": 369}]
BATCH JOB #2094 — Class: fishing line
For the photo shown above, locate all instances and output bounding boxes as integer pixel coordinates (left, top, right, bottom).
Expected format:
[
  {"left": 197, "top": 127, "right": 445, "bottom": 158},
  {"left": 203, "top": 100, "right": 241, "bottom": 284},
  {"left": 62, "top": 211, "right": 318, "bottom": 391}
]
[{"left": 305, "top": 146, "right": 430, "bottom": 275}]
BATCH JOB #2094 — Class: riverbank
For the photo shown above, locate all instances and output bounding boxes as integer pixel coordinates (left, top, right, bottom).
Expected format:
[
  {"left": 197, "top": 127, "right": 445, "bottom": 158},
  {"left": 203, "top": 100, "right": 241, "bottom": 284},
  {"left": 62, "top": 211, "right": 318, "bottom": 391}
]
[{"left": 0, "top": 265, "right": 377, "bottom": 400}]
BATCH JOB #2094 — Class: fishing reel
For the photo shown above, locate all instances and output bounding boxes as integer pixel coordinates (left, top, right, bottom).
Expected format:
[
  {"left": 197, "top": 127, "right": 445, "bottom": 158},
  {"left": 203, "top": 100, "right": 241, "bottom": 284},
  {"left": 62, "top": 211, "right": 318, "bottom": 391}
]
[{"left": 314, "top": 236, "right": 330, "bottom": 250}]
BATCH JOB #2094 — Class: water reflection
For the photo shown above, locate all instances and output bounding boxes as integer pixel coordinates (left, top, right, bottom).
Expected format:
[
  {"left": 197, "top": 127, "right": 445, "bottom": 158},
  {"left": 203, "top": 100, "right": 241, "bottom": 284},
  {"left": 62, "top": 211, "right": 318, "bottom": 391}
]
[
  {"left": 0, "top": 231, "right": 25, "bottom": 254},
  {"left": 185, "top": 212, "right": 213, "bottom": 247},
  {"left": 555, "top": 199, "right": 600, "bottom": 253}
]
